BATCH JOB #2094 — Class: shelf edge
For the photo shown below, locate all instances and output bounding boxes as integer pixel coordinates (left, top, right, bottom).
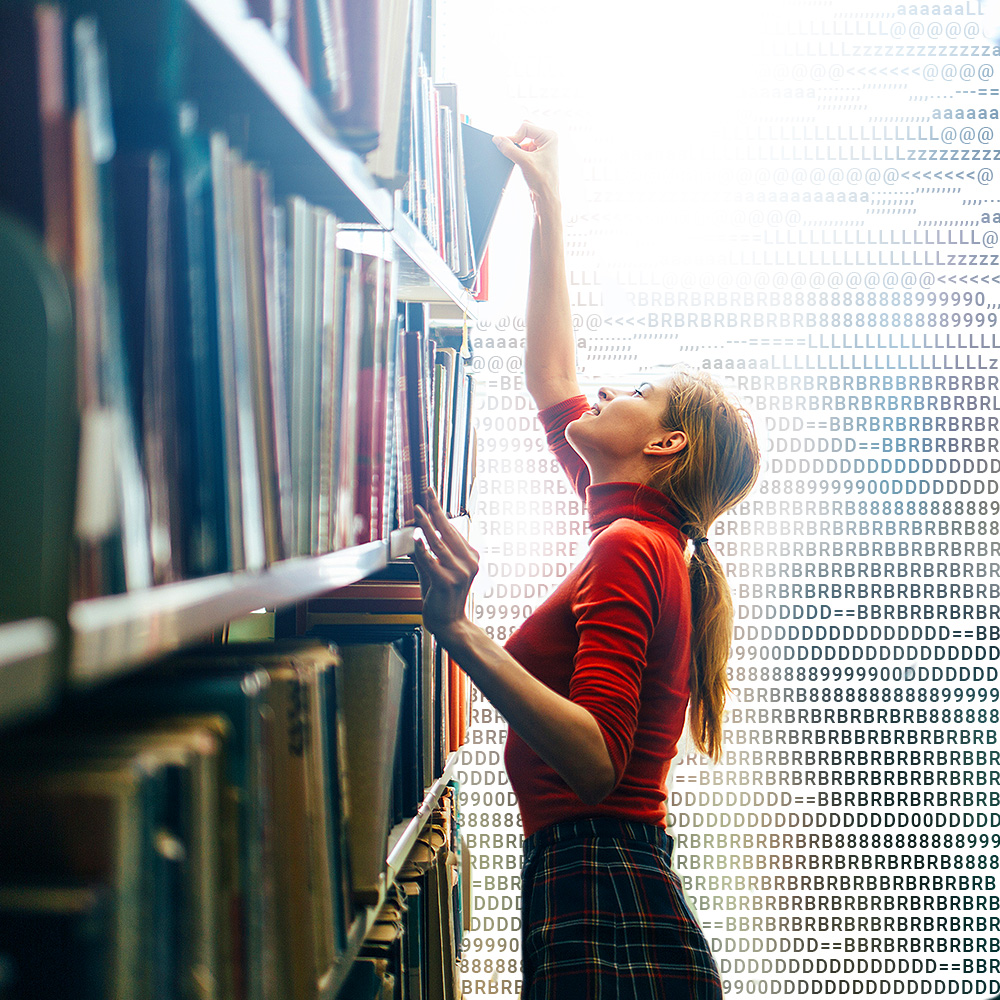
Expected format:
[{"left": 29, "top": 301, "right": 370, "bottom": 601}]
[
  {"left": 330, "top": 749, "right": 461, "bottom": 994},
  {"left": 0, "top": 618, "right": 61, "bottom": 728},
  {"left": 69, "top": 540, "right": 389, "bottom": 685}
]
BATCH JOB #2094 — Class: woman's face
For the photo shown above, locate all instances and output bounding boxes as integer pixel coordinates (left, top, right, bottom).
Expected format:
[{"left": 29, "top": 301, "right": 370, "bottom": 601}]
[{"left": 566, "top": 379, "right": 677, "bottom": 466}]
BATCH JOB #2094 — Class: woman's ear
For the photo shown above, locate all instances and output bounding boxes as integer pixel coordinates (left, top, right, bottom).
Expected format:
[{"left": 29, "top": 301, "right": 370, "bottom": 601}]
[{"left": 644, "top": 430, "right": 687, "bottom": 457}]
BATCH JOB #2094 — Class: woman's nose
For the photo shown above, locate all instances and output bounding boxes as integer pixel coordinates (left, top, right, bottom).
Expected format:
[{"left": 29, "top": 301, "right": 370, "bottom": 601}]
[{"left": 598, "top": 387, "right": 617, "bottom": 402}]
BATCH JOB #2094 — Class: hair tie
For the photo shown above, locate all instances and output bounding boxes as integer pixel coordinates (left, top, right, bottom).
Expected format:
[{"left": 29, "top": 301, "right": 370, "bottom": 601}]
[{"left": 692, "top": 536, "right": 709, "bottom": 548}]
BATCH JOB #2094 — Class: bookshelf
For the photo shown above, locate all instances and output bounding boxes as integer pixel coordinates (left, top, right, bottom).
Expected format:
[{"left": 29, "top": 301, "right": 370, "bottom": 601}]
[
  {"left": 329, "top": 749, "right": 459, "bottom": 998},
  {"left": 0, "top": 0, "right": 479, "bottom": 993},
  {"left": 180, "top": 0, "right": 480, "bottom": 316},
  {"left": 69, "top": 517, "right": 469, "bottom": 686}
]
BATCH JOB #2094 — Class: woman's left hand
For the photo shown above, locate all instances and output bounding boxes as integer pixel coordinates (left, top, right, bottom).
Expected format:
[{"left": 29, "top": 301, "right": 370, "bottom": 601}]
[{"left": 410, "top": 489, "right": 479, "bottom": 637}]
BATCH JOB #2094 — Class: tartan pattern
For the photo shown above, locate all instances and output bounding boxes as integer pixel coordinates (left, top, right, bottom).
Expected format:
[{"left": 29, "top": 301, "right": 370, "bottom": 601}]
[{"left": 521, "top": 817, "right": 723, "bottom": 1000}]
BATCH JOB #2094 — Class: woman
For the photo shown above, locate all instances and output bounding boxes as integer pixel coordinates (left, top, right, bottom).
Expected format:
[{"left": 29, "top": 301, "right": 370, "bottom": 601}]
[{"left": 411, "top": 122, "right": 759, "bottom": 999}]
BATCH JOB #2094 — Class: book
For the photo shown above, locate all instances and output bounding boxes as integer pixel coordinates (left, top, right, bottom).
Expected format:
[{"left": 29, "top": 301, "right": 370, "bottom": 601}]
[
  {"left": 351, "top": 233, "right": 395, "bottom": 545},
  {"left": 239, "top": 159, "right": 285, "bottom": 566},
  {"left": 209, "top": 133, "right": 266, "bottom": 573},
  {"left": 285, "top": 194, "right": 314, "bottom": 557},
  {"left": 0, "top": 4, "right": 73, "bottom": 270},
  {"left": 458, "top": 121, "right": 514, "bottom": 279},
  {"left": 312, "top": 619, "right": 423, "bottom": 828},
  {"left": 399, "top": 878, "right": 424, "bottom": 1000},
  {"left": 333, "top": 641, "right": 407, "bottom": 905},
  {"left": 315, "top": 208, "right": 342, "bottom": 554},
  {"left": 435, "top": 85, "right": 475, "bottom": 283},
  {"left": 113, "top": 147, "right": 184, "bottom": 585},
  {"left": 367, "top": 0, "right": 414, "bottom": 189},
  {"left": 311, "top": 207, "right": 332, "bottom": 554},
  {"left": 335, "top": 242, "right": 362, "bottom": 549},
  {"left": 305, "top": 0, "right": 350, "bottom": 116},
  {"left": 70, "top": 15, "right": 153, "bottom": 598},
  {"left": 371, "top": 239, "right": 397, "bottom": 544},
  {"left": 263, "top": 656, "right": 335, "bottom": 999},
  {"left": 171, "top": 116, "right": 230, "bottom": 579},
  {"left": 256, "top": 172, "right": 294, "bottom": 561},
  {"left": 332, "top": 0, "right": 380, "bottom": 152},
  {"left": 399, "top": 324, "right": 431, "bottom": 524}
]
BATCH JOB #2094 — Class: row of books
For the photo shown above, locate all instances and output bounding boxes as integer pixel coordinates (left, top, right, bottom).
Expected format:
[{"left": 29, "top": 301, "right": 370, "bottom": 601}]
[
  {"left": 0, "top": 634, "right": 469, "bottom": 999},
  {"left": 340, "top": 791, "right": 465, "bottom": 1000},
  {"left": 0, "top": 9, "right": 478, "bottom": 602},
  {"left": 249, "top": 0, "right": 507, "bottom": 286},
  {"left": 249, "top": 0, "right": 405, "bottom": 164},
  {"left": 306, "top": 566, "right": 471, "bottom": 794}
]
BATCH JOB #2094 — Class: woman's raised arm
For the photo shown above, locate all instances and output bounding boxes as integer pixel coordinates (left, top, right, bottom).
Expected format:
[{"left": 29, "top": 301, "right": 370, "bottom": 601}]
[{"left": 493, "top": 123, "right": 581, "bottom": 410}]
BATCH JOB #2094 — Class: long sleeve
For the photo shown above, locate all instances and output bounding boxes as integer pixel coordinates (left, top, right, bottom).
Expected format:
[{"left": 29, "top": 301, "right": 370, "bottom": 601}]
[
  {"left": 537, "top": 394, "right": 591, "bottom": 500},
  {"left": 568, "top": 521, "right": 674, "bottom": 786}
]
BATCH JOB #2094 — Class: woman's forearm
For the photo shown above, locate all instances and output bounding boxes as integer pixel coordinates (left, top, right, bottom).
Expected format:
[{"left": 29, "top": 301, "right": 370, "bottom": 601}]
[
  {"left": 438, "top": 615, "right": 615, "bottom": 805},
  {"left": 524, "top": 191, "right": 579, "bottom": 408}
]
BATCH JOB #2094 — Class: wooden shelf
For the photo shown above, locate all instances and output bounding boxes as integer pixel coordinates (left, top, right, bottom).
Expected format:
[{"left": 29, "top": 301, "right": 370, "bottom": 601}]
[
  {"left": 69, "top": 540, "right": 388, "bottom": 686},
  {"left": 331, "top": 749, "right": 460, "bottom": 997},
  {"left": 0, "top": 618, "right": 61, "bottom": 728}
]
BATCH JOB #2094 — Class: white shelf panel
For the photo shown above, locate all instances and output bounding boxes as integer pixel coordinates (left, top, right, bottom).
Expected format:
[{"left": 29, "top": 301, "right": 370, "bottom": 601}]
[
  {"left": 0, "top": 618, "right": 61, "bottom": 728},
  {"left": 69, "top": 541, "right": 388, "bottom": 685},
  {"left": 387, "top": 749, "right": 460, "bottom": 878},
  {"left": 392, "top": 210, "right": 480, "bottom": 315}
]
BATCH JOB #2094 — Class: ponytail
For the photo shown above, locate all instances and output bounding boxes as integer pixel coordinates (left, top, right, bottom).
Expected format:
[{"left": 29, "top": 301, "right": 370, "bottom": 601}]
[
  {"left": 646, "top": 369, "right": 760, "bottom": 761},
  {"left": 686, "top": 541, "right": 731, "bottom": 761}
]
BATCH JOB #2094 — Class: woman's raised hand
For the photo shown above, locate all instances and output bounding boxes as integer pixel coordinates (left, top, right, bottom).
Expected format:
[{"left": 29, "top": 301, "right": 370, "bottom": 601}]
[{"left": 493, "top": 122, "right": 559, "bottom": 204}]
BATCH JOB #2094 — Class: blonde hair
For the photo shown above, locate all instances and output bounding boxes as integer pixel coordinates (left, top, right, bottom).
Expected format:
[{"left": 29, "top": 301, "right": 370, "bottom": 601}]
[{"left": 647, "top": 369, "right": 760, "bottom": 761}]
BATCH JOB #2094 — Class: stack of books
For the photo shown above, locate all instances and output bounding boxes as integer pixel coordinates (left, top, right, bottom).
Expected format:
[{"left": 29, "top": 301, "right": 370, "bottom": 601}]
[
  {"left": 396, "top": 306, "right": 477, "bottom": 527},
  {"left": 0, "top": 636, "right": 468, "bottom": 998}
]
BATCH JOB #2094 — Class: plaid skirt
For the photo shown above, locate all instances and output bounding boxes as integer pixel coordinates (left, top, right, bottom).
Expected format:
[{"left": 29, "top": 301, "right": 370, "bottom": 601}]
[{"left": 520, "top": 817, "right": 722, "bottom": 1000}]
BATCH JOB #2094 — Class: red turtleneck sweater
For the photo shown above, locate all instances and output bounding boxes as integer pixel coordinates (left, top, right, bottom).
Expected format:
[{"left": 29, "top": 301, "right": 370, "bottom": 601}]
[{"left": 503, "top": 395, "right": 693, "bottom": 837}]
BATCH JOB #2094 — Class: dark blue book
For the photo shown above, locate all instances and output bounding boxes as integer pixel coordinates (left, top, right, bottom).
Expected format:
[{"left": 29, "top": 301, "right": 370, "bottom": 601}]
[{"left": 170, "top": 116, "right": 230, "bottom": 577}]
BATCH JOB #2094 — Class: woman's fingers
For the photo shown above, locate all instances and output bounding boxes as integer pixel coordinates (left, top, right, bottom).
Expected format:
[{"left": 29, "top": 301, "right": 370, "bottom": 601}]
[
  {"left": 414, "top": 505, "right": 460, "bottom": 569},
  {"left": 423, "top": 489, "right": 469, "bottom": 547},
  {"left": 415, "top": 503, "right": 477, "bottom": 578},
  {"left": 492, "top": 134, "right": 528, "bottom": 163}
]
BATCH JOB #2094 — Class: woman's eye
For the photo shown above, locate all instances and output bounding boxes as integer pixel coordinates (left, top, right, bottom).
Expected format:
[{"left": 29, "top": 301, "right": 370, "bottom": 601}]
[{"left": 632, "top": 388, "right": 644, "bottom": 397}]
